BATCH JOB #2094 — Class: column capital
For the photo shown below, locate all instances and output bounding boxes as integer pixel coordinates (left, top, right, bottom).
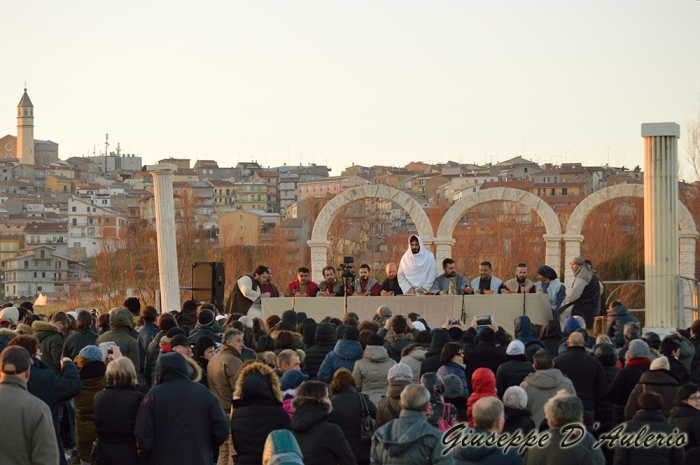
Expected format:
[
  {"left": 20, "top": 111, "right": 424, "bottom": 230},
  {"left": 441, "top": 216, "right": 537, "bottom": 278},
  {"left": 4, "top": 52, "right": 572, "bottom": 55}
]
[
  {"left": 148, "top": 163, "right": 177, "bottom": 175},
  {"left": 432, "top": 237, "right": 456, "bottom": 246},
  {"left": 542, "top": 234, "right": 563, "bottom": 241},
  {"left": 560, "top": 234, "right": 584, "bottom": 243},
  {"left": 679, "top": 231, "right": 699, "bottom": 240},
  {"left": 641, "top": 122, "right": 680, "bottom": 138},
  {"left": 307, "top": 239, "right": 331, "bottom": 248}
]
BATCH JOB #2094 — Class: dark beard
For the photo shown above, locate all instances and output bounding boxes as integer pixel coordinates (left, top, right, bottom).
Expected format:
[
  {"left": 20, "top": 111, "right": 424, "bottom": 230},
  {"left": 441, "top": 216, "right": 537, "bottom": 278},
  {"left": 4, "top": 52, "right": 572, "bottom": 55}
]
[
  {"left": 361, "top": 276, "right": 369, "bottom": 282},
  {"left": 516, "top": 277, "right": 526, "bottom": 284}
]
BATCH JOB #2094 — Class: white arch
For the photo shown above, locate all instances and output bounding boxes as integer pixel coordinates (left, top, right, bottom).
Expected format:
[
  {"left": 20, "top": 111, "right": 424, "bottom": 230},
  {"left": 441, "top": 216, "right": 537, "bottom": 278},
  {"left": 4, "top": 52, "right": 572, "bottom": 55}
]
[
  {"left": 434, "top": 187, "right": 563, "bottom": 269},
  {"left": 308, "top": 185, "right": 434, "bottom": 282}
]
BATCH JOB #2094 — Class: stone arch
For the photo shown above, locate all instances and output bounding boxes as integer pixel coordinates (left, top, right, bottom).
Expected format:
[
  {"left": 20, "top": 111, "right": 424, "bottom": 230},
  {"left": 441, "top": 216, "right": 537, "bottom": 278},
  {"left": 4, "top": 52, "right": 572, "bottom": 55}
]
[
  {"left": 308, "top": 185, "right": 434, "bottom": 282},
  {"left": 434, "top": 187, "right": 563, "bottom": 271},
  {"left": 564, "top": 184, "right": 698, "bottom": 283}
]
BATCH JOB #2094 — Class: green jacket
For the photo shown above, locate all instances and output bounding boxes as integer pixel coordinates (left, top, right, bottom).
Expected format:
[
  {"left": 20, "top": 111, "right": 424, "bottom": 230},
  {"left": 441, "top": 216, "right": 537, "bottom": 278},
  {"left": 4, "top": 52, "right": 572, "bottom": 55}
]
[
  {"left": 32, "top": 321, "right": 64, "bottom": 375},
  {"left": 96, "top": 309, "right": 140, "bottom": 372}
]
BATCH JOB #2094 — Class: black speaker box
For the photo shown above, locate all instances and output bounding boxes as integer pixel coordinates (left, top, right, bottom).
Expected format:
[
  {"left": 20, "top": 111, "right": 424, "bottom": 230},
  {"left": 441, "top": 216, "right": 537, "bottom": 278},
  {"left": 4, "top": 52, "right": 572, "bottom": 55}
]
[{"left": 192, "top": 262, "right": 225, "bottom": 307}]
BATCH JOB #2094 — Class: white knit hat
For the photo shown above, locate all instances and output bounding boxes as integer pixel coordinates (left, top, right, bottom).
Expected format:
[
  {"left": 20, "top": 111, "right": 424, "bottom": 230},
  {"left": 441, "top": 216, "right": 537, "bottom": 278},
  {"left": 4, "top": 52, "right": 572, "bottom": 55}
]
[
  {"left": 650, "top": 356, "right": 669, "bottom": 371},
  {"left": 388, "top": 363, "right": 413, "bottom": 382}
]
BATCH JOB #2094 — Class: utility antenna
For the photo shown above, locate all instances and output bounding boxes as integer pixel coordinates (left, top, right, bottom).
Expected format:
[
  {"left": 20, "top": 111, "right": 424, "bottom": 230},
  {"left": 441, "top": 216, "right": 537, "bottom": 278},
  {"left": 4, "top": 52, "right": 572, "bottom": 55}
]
[
  {"left": 105, "top": 134, "right": 109, "bottom": 157},
  {"left": 116, "top": 142, "right": 121, "bottom": 157}
]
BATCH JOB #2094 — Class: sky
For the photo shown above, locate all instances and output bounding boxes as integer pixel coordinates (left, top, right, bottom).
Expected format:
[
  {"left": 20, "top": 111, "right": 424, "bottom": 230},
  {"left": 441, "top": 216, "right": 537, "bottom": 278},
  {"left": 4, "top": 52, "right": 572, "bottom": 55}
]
[{"left": 1, "top": 1, "right": 700, "bottom": 178}]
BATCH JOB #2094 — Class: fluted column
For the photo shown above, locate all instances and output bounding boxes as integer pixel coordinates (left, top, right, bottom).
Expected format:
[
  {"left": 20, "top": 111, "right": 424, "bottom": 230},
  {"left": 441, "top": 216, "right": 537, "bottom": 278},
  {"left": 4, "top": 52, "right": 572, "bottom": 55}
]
[
  {"left": 542, "top": 234, "right": 562, "bottom": 276},
  {"left": 643, "top": 123, "right": 680, "bottom": 329},
  {"left": 562, "top": 234, "right": 583, "bottom": 285},
  {"left": 679, "top": 231, "right": 698, "bottom": 327},
  {"left": 307, "top": 239, "right": 331, "bottom": 283},
  {"left": 148, "top": 164, "right": 181, "bottom": 313}
]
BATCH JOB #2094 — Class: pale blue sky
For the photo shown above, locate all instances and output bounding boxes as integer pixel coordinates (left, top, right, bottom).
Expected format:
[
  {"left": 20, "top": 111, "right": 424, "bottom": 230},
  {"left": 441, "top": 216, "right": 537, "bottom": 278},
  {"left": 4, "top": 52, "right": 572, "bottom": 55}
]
[{"left": 2, "top": 1, "right": 700, "bottom": 177}]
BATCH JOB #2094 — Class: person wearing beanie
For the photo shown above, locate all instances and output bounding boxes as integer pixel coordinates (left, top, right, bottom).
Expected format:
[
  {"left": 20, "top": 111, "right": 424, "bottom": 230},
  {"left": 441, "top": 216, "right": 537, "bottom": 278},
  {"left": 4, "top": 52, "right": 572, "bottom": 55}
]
[
  {"left": 460, "top": 317, "right": 510, "bottom": 393},
  {"left": 559, "top": 257, "right": 601, "bottom": 329},
  {"left": 192, "top": 336, "right": 216, "bottom": 387},
  {"left": 304, "top": 323, "right": 336, "bottom": 380},
  {"left": 534, "top": 265, "right": 566, "bottom": 317},
  {"left": 375, "top": 363, "right": 413, "bottom": 429},
  {"left": 0, "top": 346, "right": 60, "bottom": 465},
  {"left": 625, "top": 355, "right": 681, "bottom": 420},
  {"left": 74, "top": 345, "right": 108, "bottom": 464},
  {"left": 0, "top": 306, "right": 20, "bottom": 327},
  {"left": 317, "top": 325, "right": 363, "bottom": 383},
  {"left": 352, "top": 333, "right": 397, "bottom": 405},
  {"left": 501, "top": 386, "right": 536, "bottom": 436},
  {"left": 262, "top": 429, "right": 304, "bottom": 465},
  {"left": 442, "top": 373, "right": 468, "bottom": 422},
  {"left": 496, "top": 340, "right": 534, "bottom": 397},
  {"left": 608, "top": 338, "right": 652, "bottom": 425},
  {"left": 188, "top": 309, "right": 223, "bottom": 344}
]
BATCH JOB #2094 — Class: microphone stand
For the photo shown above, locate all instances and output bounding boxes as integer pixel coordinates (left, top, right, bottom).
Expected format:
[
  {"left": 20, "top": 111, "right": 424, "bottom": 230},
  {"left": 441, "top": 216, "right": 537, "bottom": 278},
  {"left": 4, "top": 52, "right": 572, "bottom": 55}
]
[
  {"left": 460, "top": 292, "right": 466, "bottom": 324},
  {"left": 521, "top": 284, "right": 527, "bottom": 315}
]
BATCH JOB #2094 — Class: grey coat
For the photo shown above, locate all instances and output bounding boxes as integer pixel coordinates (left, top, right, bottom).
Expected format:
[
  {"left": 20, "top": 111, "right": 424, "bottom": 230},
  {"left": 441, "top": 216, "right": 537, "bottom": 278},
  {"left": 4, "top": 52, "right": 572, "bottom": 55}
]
[
  {"left": 430, "top": 273, "right": 469, "bottom": 295},
  {"left": 371, "top": 409, "right": 452, "bottom": 465},
  {"left": 352, "top": 345, "right": 396, "bottom": 406},
  {"left": 519, "top": 368, "right": 576, "bottom": 426}
]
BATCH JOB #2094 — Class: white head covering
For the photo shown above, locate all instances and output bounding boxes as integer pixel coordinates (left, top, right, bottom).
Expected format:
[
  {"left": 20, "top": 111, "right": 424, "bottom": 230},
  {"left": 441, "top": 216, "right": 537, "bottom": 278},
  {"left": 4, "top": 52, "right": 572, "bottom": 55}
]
[{"left": 399, "top": 235, "right": 434, "bottom": 288}]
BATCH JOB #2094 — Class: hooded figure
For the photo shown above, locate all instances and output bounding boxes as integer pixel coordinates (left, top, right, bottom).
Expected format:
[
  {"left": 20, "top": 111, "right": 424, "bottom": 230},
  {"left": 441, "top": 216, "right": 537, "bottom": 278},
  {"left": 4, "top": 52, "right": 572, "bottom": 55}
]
[
  {"left": 304, "top": 323, "right": 336, "bottom": 379},
  {"left": 96, "top": 308, "right": 140, "bottom": 372},
  {"left": 441, "top": 374, "right": 468, "bottom": 422},
  {"left": 317, "top": 327, "right": 363, "bottom": 383},
  {"left": 397, "top": 235, "right": 438, "bottom": 294},
  {"left": 420, "top": 329, "right": 453, "bottom": 378},
  {"left": 135, "top": 353, "right": 230, "bottom": 465},
  {"left": 539, "top": 319, "right": 563, "bottom": 355},
  {"left": 231, "top": 362, "right": 292, "bottom": 465},
  {"left": 31, "top": 320, "right": 64, "bottom": 374},
  {"left": 262, "top": 430, "right": 304, "bottom": 465},
  {"left": 559, "top": 257, "right": 601, "bottom": 329},
  {"left": 466, "top": 368, "right": 497, "bottom": 427}
]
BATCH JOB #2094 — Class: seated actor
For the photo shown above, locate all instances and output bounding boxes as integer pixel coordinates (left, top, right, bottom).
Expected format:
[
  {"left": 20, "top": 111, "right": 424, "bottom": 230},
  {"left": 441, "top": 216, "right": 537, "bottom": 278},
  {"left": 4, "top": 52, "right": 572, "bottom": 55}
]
[
  {"left": 503, "top": 263, "right": 536, "bottom": 294},
  {"left": 397, "top": 235, "right": 438, "bottom": 294},
  {"left": 352, "top": 264, "right": 381, "bottom": 296},
  {"left": 430, "top": 258, "right": 469, "bottom": 295},
  {"left": 317, "top": 266, "right": 347, "bottom": 297},
  {"left": 286, "top": 267, "right": 319, "bottom": 297},
  {"left": 466, "top": 261, "right": 505, "bottom": 294},
  {"left": 379, "top": 263, "right": 403, "bottom": 296}
]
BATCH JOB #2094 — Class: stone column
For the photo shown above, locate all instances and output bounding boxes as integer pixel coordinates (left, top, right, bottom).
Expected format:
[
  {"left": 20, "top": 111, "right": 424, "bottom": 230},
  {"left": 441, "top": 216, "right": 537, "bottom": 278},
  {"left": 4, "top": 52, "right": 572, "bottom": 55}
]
[
  {"left": 148, "top": 164, "right": 181, "bottom": 313},
  {"left": 679, "top": 231, "right": 699, "bottom": 327},
  {"left": 642, "top": 123, "right": 680, "bottom": 330},
  {"left": 307, "top": 239, "right": 331, "bottom": 283},
  {"left": 542, "top": 234, "right": 562, "bottom": 275},
  {"left": 561, "top": 234, "right": 583, "bottom": 285},
  {"left": 433, "top": 237, "right": 456, "bottom": 266}
]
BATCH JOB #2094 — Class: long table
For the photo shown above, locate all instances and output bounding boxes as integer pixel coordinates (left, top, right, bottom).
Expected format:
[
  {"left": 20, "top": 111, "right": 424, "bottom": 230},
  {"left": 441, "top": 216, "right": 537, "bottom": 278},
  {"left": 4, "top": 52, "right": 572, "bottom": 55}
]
[{"left": 262, "top": 294, "right": 552, "bottom": 337}]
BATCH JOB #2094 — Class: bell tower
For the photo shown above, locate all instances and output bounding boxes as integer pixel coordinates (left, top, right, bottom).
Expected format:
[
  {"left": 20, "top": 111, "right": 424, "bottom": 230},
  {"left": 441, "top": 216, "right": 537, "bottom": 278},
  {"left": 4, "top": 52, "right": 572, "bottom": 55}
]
[{"left": 17, "top": 87, "right": 34, "bottom": 165}]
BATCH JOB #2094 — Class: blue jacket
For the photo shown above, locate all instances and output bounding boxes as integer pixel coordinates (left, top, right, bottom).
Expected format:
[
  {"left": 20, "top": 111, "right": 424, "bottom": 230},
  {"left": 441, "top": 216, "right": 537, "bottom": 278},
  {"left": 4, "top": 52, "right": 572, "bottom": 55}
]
[
  {"left": 317, "top": 339, "right": 363, "bottom": 383},
  {"left": 453, "top": 427, "right": 523, "bottom": 465},
  {"left": 437, "top": 361, "right": 469, "bottom": 398},
  {"left": 431, "top": 273, "right": 469, "bottom": 295},
  {"left": 606, "top": 305, "right": 638, "bottom": 344},
  {"left": 514, "top": 315, "right": 544, "bottom": 351}
]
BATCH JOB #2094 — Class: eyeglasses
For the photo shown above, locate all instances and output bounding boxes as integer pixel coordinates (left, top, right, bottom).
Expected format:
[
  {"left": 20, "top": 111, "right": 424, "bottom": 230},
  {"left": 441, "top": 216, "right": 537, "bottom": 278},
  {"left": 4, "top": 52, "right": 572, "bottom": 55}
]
[{"left": 688, "top": 395, "right": 700, "bottom": 401}]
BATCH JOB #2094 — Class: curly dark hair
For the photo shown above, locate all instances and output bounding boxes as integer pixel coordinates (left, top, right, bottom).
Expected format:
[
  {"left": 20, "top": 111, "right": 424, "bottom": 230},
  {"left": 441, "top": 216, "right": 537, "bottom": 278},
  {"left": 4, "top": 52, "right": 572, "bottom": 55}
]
[
  {"left": 329, "top": 368, "right": 356, "bottom": 394},
  {"left": 292, "top": 380, "right": 330, "bottom": 412}
]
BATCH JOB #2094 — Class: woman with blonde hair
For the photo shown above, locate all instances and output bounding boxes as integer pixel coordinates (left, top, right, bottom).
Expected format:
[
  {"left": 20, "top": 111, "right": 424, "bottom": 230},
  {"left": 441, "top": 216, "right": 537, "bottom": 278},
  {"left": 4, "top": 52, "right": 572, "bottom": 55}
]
[{"left": 93, "top": 356, "right": 144, "bottom": 465}]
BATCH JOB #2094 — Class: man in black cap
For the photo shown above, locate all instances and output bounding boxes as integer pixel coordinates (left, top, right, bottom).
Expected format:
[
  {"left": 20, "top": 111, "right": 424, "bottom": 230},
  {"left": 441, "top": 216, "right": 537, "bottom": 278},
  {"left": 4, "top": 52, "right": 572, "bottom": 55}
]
[
  {"left": 534, "top": 265, "right": 566, "bottom": 318},
  {"left": 0, "top": 346, "right": 59, "bottom": 464},
  {"left": 188, "top": 310, "right": 222, "bottom": 344}
]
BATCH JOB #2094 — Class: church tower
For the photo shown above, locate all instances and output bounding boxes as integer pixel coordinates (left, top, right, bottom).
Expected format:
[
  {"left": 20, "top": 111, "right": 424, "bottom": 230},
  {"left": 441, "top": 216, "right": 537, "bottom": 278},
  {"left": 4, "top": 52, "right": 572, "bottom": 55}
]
[{"left": 17, "top": 88, "right": 34, "bottom": 165}]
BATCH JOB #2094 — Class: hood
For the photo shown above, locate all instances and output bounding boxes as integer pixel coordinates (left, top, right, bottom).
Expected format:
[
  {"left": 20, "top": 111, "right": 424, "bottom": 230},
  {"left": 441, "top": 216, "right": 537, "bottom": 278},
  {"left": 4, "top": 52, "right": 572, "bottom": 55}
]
[
  {"left": 563, "top": 316, "right": 581, "bottom": 333},
  {"left": 609, "top": 305, "right": 629, "bottom": 316},
  {"left": 302, "top": 322, "right": 317, "bottom": 345},
  {"left": 0, "top": 307, "right": 19, "bottom": 324},
  {"left": 156, "top": 352, "right": 191, "bottom": 384},
  {"left": 639, "top": 369, "right": 681, "bottom": 386},
  {"left": 234, "top": 361, "right": 283, "bottom": 403},
  {"left": 364, "top": 345, "right": 390, "bottom": 362},
  {"left": 314, "top": 323, "right": 336, "bottom": 345},
  {"left": 454, "top": 428, "right": 504, "bottom": 461},
  {"left": 15, "top": 323, "right": 34, "bottom": 336},
  {"left": 401, "top": 343, "right": 428, "bottom": 360},
  {"left": 442, "top": 373, "right": 466, "bottom": 399},
  {"left": 524, "top": 368, "right": 565, "bottom": 390},
  {"left": 31, "top": 320, "right": 62, "bottom": 336},
  {"left": 264, "top": 429, "right": 304, "bottom": 464},
  {"left": 593, "top": 343, "right": 617, "bottom": 367},
  {"left": 257, "top": 351, "right": 278, "bottom": 368},
  {"left": 387, "top": 379, "right": 411, "bottom": 399},
  {"left": 504, "top": 405, "right": 532, "bottom": 419},
  {"left": 514, "top": 316, "right": 536, "bottom": 340},
  {"left": 184, "top": 356, "right": 203, "bottom": 382},
  {"left": 267, "top": 452, "right": 304, "bottom": 465},
  {"left": 109, "top": 309, "right": 137, "bottom": 334},
  {"left": 422, "top": 372, "right": 444, "bottom": 401},
  {"left": 472, "top": 367, "right": 496, "bottom": 394},
  {"left": 542, "top": 319, "right": 562, "bottom": 341},
  {"left": 428, "top": 329, "right": 452, "bottom": 356},
  {"left": 333, "top": 339, "right": 363, "bottom": 360},
  {"left": 373, "top": 410, "right": 439, "bottom": 456},
  {"left": 74, "top": 355, "right": 107, "bottom": 379},
  {"left": 291, "top": 402, "right": 330, "bottom": 432},
  {"left": 385, "top": 332, "right": 414, "bottom": 345}
]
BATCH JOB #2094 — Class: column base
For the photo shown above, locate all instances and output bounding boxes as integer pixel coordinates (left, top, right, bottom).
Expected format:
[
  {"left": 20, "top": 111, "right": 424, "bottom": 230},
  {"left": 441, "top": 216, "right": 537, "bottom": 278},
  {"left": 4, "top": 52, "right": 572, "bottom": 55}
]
[{"left": 642, "top": 327, "right": 675, "bottom": 338}]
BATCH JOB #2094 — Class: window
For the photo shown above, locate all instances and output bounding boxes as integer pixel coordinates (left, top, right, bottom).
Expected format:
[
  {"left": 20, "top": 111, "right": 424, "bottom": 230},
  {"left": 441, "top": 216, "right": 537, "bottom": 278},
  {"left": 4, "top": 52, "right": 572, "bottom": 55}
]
[
  {"left": 42, "top": 272, "right": 45, "bottom": 278},
  {"left": 34, "top": 272, "right": 37, "bottom": 277},
  {"left": 74, "top": 242, "right": 80, "bottom": 247},
  {"left": 37, "top": 286, "right": 42, "bottom": 292},
  {"left": 72, "top": 218, "right": 77, "bottom": 226},
  {"left": 550, "top": 188, "right": 555, "bottom": 195},
  {"left": 87, "top": 206, "right": 90, "bottom": 212},
  {"left": 562, "top": 188, "right": 568, "bottom": 196},
  {"left": 40, "top": 250, "right": 45, "bottom": 258},
  {"left": 72, "top": 206, "right": 76, "bottom": 212}
]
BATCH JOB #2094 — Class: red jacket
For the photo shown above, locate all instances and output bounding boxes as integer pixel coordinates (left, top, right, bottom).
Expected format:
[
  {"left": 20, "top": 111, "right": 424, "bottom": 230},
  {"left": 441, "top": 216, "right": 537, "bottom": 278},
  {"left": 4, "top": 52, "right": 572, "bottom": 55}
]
[
  {"left": 287, "top": 280, "right": 319, "bottom": 297},
  {"left": 467, "top": 367, "right": 498, "bottom": 426}
]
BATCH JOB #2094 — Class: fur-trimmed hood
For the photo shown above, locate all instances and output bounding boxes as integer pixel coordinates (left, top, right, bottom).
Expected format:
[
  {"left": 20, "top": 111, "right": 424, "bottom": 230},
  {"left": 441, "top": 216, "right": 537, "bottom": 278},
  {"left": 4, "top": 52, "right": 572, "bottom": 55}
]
[
  {"left": 233, "top": 360, "right": 283, "bottom": 403},
  {"left": 257, "top": 351, "right": 278, "bottom": 367},
  {"left": 184, "top": 355, "right": 203, "bottom": 383},
  {"left": 384, "top": 332, "right": 414, "bottom": 344},
  {"left": 31, "top": 320, "right": 62, "bottom": 334},
  {"left": 0, "top": 328, "right": 17, "bottom": 339},
  {"left": 401, "top": 342, "right": 429, "bottom": 359},
  {"left": 15, "top": 323, "right": 34, "bottom": 336},
  {"left": 270, "top": 328, "right": 304, "bottom": 342}
]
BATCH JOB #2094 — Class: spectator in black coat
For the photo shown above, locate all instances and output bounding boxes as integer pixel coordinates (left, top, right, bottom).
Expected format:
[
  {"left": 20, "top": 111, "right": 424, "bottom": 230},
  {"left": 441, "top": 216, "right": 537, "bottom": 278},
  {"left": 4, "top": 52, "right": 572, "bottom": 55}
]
[
  {"left": 593, "top": 342, "right": 620, "bottom": 428},
  {"left": 605, "top": 301, "right": 639, "bottom": 348},
  {"left": 502, "top": 386, "right": 536, "bottom": 436},
  {"left": 460, "top": 322, "right": 510, "bottom": 393},
  {"left": 9, "top": 335, "right": 82, "bottom": 465},
  {"left": 64, "top": 310, "right": 99, "bottom": 360},
  {"left": 496, "top": 340, "right": 534, "bottom": 398},
  {"left": 553, "top": 332, "right": 608, "bottom": 430},
  {"left": 304, "top": 323, "right": 336, "bottom": 379},
  {"left": 192, "top": 336, "right": 216, "bottom": 388},
  {"left": 669, "top": 383, "right": 700, "bottom": 451},
  {"left": 420, "top": 329, "right": 452, "bottom": 377},
  {"left": 137, "top": 306, "right": 159, "bottom": 373},
  {"left": 662, "top": 337, "right": 691, "bottom": 384},
  {"left": 187, "top": 310, "right": 223, "bottom": 344},
  {"left": 539, "top": 319, "right": 563, "bottom": 356},
  {"left": 608, "top": 339, "right": 652, "bottom": 425},
  {"left": 615, "top": 391, "right": 685, "bottom": 465},
  {"left": 617, "top": 321, "right": 642, "bottom": 368},
  {"left": 93, "top": 357, "right": 144, "bottom": 465},
  {"left": 135, "top": 352, "right": 230, "bottom": 465},
  {"left": 292, "top": 380, "right": 357, "bottom": 465},
  {"left": 143, "top": 315, "right": 178, "bottom": 389},
  {"left": 442, "top": 373, "right": 468, "bottom": 422},
  {"left": 329, "top": 368, "right": 377, "bottom": 465},
  {"left": 231, "top": 361, "right": 292, "bottom": 465}
]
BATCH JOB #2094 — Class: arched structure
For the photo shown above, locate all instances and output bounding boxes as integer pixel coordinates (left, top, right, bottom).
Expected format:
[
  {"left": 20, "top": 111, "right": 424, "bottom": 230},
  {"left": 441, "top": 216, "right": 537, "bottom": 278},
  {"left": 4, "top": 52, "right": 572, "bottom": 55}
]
[
  {"left": 307, "top": 185, "right": 434, "bottom": 282},
  {"left": 563, "top": 184, "right": 698, "bottom": 286},
  {"left": 435, "top": 187, "right": 563, "bottom": 270}
]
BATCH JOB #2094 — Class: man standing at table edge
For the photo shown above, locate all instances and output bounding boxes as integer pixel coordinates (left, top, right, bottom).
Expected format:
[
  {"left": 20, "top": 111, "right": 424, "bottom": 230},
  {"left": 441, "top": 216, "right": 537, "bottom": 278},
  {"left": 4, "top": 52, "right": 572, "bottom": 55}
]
[
  {"left": 466, "top": 261, "right": 506, "bottom": 294},
  {"left": 397, "top": 235, "right": 438, "bottom": 295},
  {"left": 286, "top": 267, "right": 319, "bottom": 297},
  {"left": 225, "top": 265, "right": 271, "bottom": 317},
  {"left": 430, "top": 258, "right": 469, "bottom": 295}
]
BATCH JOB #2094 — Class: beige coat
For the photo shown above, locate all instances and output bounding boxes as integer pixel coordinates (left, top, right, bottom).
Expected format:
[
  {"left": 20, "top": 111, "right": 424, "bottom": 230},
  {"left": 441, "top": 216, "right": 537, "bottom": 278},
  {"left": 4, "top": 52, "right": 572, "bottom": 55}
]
[
  {"left": 208, "top": 344, "right": 243, "bottom": 410},
  {"left": 520, "top": 368, "right": 576, "bottom": 426},
  {"left": 0, "top": 376, "right": 59, "bottom": 465},
  {"left": 352, "top": 345, "right": 396, "bottom": 406},
  {"left": 399, "top": 344, "right": 428, "bottom": 384}
]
